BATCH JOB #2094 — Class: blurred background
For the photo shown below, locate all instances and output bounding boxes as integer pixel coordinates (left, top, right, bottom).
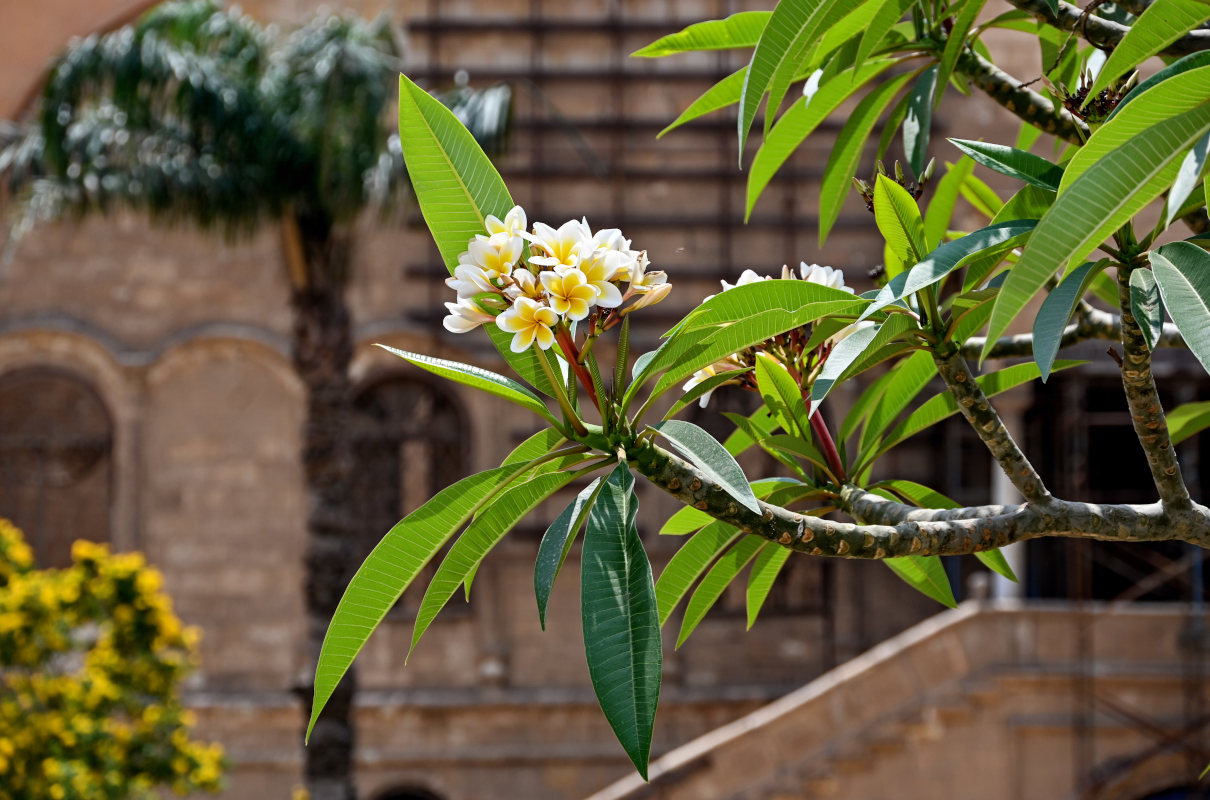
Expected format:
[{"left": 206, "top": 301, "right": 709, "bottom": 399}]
[{"left": 0, "top": 1, "right": 1208, "bottom": 798}]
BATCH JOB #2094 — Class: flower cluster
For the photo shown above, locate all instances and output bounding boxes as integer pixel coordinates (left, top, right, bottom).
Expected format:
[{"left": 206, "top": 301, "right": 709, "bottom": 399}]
[
  {"left": 443, "top": 206, "right": 670, "bottom": 353},
  {"left": 0, "top": 519, "right": 225, "bottom": 799},
  {"left": 685, "top": 262, "right": 856, "bottom": 408}
]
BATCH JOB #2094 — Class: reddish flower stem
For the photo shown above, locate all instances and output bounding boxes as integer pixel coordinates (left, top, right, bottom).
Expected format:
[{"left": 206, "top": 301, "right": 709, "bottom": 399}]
[
  {"left": 555, "top": 327, "right": 600, "bottom": 411},
  {"left": 810, "top": 409, "right": 847, "bottom": 484}
]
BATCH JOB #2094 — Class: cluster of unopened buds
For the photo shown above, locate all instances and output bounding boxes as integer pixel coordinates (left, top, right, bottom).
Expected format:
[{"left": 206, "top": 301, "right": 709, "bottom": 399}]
[
  {"left": 684, "top": 262, "right": 859, "bottom": 408},
  {"left": 442, "top": 205, "right": 670, "bottom": 353}
]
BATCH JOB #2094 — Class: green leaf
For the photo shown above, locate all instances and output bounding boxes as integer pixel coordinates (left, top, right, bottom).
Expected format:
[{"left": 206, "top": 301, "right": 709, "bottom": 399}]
[
  {"left": 656, "top": 521, "right": 742, "bottom": 624},
  {"left": 875, "top": 360, "right": 1085, "bottom": 460},
  {"left": 746, "top": 544, "right": 792, "bottom": 628},
  {"left": 747, "top": 59, "right": 898, "bottom": 217},
  {"left": 307, "top": 463, "right": 530, "bottom": 741},
  {"left": 903, "top": 65, "right": 938, "bottom": 178},
  {"left": 858, "top": 350, "right": 937, "bottom": 457},
  {"left": 1151, "top": 241, "right": 1210, "bottom": 376},
  {"left": 1061, "top": 65, "right": 1210, "bottom": 193},
  {"left": 924, "top": 158, "right": 975, "bottom": 250},
  {"left": 755, "top": 355, "right": 810, "bottom": 438},
  {"left": 410, "top": 471, "right": 573, "bottom": 657},
  {"left": 1168, "top": 400, "right": 1210, "bottom": 445},
  {"left": 677, "top": 535, "right": 765, "bottom": 647},
  {"left": 861, "top": 220, "right": 1037, "bottom": 321},
  {"left": 535, "top": 478, "right": 604, "bottom": 630},
  {"left": 659, "top": 478, "right": 802, "bottom": 536},
  {"left": 660, "top": 68, "right": 746, "bottom": 137},
  {"left": 985, "top": 101, "right": 1210, "bottom": 363},
  {"left": 856, "top": 0, "right": 916, "bottom": 67},
  {"left": 884, "top": 555, "right": 957, "bottom": 607},
  {"left": 666, "top": 367, "right": 753, "bottom": 420},
  {"left": 739, "top": 0, "right": 859, "bottom": 155},
  {"left": 1167, "top": 131, "right": 1210, "bottom": 227},
  {"left": 874, "top": 173, "right": 929, "bottom": 267},
  {"left": 652, "top": 420, "right": 762, "bottom": 515},
  {"left": 819, "top": 72, "right": 915, "bottom": 245},
  {"left": 880, "top": 479, "right": 1016, "bottom": 581},
  {"left": 764, "top": 434, "right": 831, "bottom": 474},
  {"left": 721, "top": 407, "right": 783, "bottom": 458},
  {"left": 1085, "top": 0, "right": 1210, "bottom": 101},
  {"left": 992, "top": 183, "right": 1055, "bottom": 225},
  {"left": 633, "top": 11, "right": 770, "bottom": 57},
  {"left": 1109, "top": 52, "right": 1210, "bottom": 122},
  {"left": 959, "top": 171, "right": 1005, "bottom": 219},
  {"left": 376, "top": 345, "right": 559, "bottom": 426},
  {"left": 948, "top": 138, "right": 1065, "bottom": 192},
  {"left": 1129, "top": 268, "right": 1167, "bottom": 352},
  {"left": 810, "top": 322, "right": 882, "bottom": 415},
  {"left": 581, "top": 464, "right": 661, "bottom": 779},
  {"left": 1033, "top": 260, "right": 1107, "bottom": 381},
  {"left": 935, "top": 0, "right": 987, "bottom": 111}
]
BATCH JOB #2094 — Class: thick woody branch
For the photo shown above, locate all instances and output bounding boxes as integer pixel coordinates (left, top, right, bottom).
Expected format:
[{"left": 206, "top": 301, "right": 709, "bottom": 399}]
[
  {"left": 933, "top": 349, "right": 1051, "bottom": 504},
  {"left": 1116, "top": 265, "right": 1192, "bottom": 510},
  {"left": 1006, "top": 0, "right": 1210, "bottom": 55},
  {"left": 959, "top": 305, "right": 1185, "bottom": 359},
  {"left": 626, "top": 439, "right": 1210, "bottom": 556},
  {"left": 956, "top": 50, "right": 1089, "bottom": 145}
]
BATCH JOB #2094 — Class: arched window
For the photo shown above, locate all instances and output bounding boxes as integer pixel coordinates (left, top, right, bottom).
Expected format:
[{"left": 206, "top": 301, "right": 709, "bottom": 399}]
[
  {"left": 0, "top": 367, "right": 113, "bottom": 567},
  {"left": 351, "top": 374, "right": 469, "bottom": 613}
]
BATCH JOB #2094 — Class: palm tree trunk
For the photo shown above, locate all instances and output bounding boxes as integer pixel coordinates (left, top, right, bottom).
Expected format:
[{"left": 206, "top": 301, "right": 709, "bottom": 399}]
[{"left": 289, "top": 215, "right": 358, "bottom": 800}]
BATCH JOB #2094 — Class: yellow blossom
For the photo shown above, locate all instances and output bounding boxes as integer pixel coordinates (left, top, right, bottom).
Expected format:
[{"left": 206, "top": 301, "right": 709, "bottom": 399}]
[
  {"left": 496, "top": 297, "right": 559, "bottom": 352},
  {"left": 540, "top": 267, "right": 597, "bottom": 321}
]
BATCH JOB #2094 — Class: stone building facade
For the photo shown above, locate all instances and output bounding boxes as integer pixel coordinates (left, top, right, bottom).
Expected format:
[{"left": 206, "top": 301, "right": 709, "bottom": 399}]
[{"left": 1, "top": 1, "right": 1206, "bottom": 799}]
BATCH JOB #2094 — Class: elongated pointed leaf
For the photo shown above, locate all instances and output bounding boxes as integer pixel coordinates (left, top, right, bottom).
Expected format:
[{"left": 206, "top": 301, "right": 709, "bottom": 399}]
[
  {"left": 1033, "top": 260, "right": 1107, "bottom": 380},
  {"left": 924, "top": 158, "right": 975, "bottom": 250},
  {"left": 739, "top": 0, "right": 858, "bottom": 156},
  {"left": 856, "top": 0, "right": 916, "bottom": 66},
  {"left": 307, "top": 463, "right": 533, "bottom": 740},
  {"left": 935, "top": 0, "right": 987, "bottom": 111},
  {"left": 858, "top": 350, "right": 937, "bottom": 457},
  {"left": 633, "top": 11, "right": 770, "bottom": 57},
  {"left": 535, "top": 478, "right": 604, "bottom": 629},
  {"left": 1061, "top": 65, "right": 1210, "bottom": 193},
  {"left": 985, "top": 102, "right": 1210, "bottom": 363},
  {"left": 1129, "top": 268, "right": 1166, "bottom": 352},
  {"left": 656, "top": 521, "right": 743, "bottom": 624},
  {"left": 903, "top": 65, "right": 938, "bottom": 178},
  {"left": 992, "top": 183, "right": 1055, "bottom": 225},
  {"left": 747, "top": 59, "right": 898, "bottom": 217},
  {"left": 874, "top": 174, "right": 929, "bottom": 267},
  {"left": 861, "top": 220, "right": 1037, "bottom": 321},
  {"left": 819, "top": 72, "right": 915, "bottom": 245},
  {"left": 582, "top": 465, "right": 661, "bottom": 779},
  {"left": 880, "top": 479, "right": 1016, "bottom": 581},
  {"left": 377, "top": 345, "right": 558, "bottom": 426},
  {"left": 410, "top": 471, "right": 573, "bottom": 656},
  {"left": 884, "top": 555, "right": 957, "bottom": 607},
  {"left": 948, "top": 138, "right": 1064, "bottom": 191},
  {"left": 1086, "top": 0, "right": 1210, "bottom": 101},
  {"left": 652, "top": 420, "right": 762, "bottom": 514},
  {"left": 1168, "top": 131, "right": 1210, "bottom": 227},
  {"left": 755, "top": 354, "right": 810, "bottom": 438},
  {"left": 1168, "top": 400, "right": 1210, "bottom": 445},
  {"left": 1151, "top": 241, "right": 1210, "bottom": 376},
  {"left": 677, "top": 535, "right": 765, "bottom": 647},
  {"left": 1109, "top": 52, "right": 1210, "bottom": 122},
  {"left": 811, "top": 322, "right": 883, "bottom": 415},
  {"left": 764, "top": 434, "right": 831, "bottom": 474},
  {"left": 746, "top": 544, "right": 792, "bottom": 628}
]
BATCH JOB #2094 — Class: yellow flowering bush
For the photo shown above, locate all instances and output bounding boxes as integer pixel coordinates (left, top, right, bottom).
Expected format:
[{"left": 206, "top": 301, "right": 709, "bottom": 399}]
[{"left": 0, "top": 519, "right": 224, "bottom": 799}]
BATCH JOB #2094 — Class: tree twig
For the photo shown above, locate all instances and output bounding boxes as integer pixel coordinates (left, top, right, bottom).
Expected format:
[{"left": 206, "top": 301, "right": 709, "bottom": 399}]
[
  {"left": 958, "top": 305, "right": 1186, "bottom": 359},
  {"left": 1116, "top": 264, "right": 1192, "bottom": 510},
  {"left": 955, "top": 50, "right": 1089, "bottom": 145}
]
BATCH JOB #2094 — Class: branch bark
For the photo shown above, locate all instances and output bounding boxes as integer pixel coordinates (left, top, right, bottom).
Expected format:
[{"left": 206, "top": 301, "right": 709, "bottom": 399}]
[
  {"left": 1005, "top": 0, "right": 1210, "bottom": 55},
  {"left": 955, "top": 50, "right": 1089, "bottom": 146},
  {"left": 625, "top": 438, "right": 1210, "bottom": 556},
  {"left": 933, "top": 348, "right": 1051, "bottom": 504},
  {"left": 959, "top": 304, "right": 1186, "bottom": 360},
  {"left": 1116, "top": 264, "right": 1192, "bottom": 511}
]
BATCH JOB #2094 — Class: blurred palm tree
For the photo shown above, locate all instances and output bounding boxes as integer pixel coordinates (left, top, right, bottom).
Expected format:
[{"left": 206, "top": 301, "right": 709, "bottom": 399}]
[{"left": 0, "top": 3, "right": 511, "bottom": 799}]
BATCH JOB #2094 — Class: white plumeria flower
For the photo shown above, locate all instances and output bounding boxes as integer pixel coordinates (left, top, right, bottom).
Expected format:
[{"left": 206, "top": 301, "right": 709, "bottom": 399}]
[
  {"left": 445, "top": 263, "right": 498, "bottom": 299},
  {"left": 588, "top": 227, "right": 641, "bottom": 282},
  {"left": 505, "top": 267, "right": 544, "bottom": 300},
  {"left": 719, "top": 268, "right": 770, "bottom": 292},
  {"left": 528, "top": 218, "right": 591, "bottom": 270},
  {"left": 629, "top": 281, "right": 671, "bottom": 311},
  {"left": 540, "top": 267, "right": 597, "bottom": 321},
  {"left": 442, "top": 298, "right": 495, "bottom": 334},
  {"left": 799, "top": 262, "right": 854, "bottom": 294},
  {"left": 683, "top": 364, "right": 725, "bottom": 408},
  {"left": 497, "top": 297, "right": 559, "bottom": 352},
  {"left": 467, "top": 232, "right": 524, "bottom": 275},
  {"left": 577, "top": 252, "right": 624, "bottom": 308},
  {"left": 628, "top": 251, "right": 667, "bottom": 293},
  {"left": 830, "top": 319, "right": 876, "bottom": 345},
  {"left": 486, "top": 205, "right": 527, "bottom": 238}
]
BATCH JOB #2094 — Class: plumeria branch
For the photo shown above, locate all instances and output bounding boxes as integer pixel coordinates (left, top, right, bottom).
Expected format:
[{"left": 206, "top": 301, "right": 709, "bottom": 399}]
[
  {"left": 1005, "top": 0, "right": 1210, "bottom": 55},
  {"left": 958, "top": 304, "right": 1186, "bottom": 359},
  {"left": 955, "top": 50, "right": 1089, "bottom": 145},
  {"left": 1115, "top": 264, "right": 1192, "bottom": 510},
  {"left": 625, "top": 437, "right": 1210, "bottom": 555}
]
